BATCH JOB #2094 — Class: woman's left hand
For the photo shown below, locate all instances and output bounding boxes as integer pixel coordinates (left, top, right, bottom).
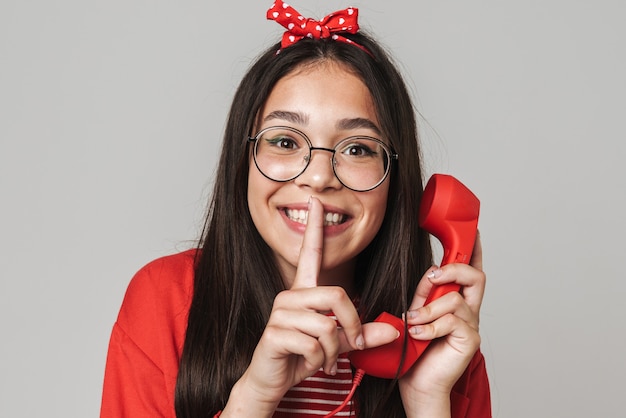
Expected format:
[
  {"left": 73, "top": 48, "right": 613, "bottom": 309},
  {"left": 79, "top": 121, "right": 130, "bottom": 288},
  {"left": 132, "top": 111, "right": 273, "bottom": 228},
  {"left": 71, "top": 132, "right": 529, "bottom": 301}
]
[{"left": 398, "top": 233, "right": 486, "bottom": 416}]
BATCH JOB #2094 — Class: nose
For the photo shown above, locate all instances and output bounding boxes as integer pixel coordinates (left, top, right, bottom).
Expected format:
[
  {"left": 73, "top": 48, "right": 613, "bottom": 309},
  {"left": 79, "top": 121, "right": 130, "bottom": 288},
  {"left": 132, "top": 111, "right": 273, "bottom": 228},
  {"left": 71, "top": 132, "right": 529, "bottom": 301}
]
[{"left": 294, "top": 147, "right": 342, "bottom": 191}]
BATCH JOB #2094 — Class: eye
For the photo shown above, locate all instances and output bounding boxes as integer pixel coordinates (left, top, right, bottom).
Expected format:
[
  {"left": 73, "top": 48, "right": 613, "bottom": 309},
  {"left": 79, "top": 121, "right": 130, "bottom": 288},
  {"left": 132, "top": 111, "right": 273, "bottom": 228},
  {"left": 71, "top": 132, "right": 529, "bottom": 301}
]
[
  {"left": 265, "top": 135, "right": 300, "bottom": 151},
  {"left": 339, "top": 140, "right": 378, "bottom": 158}
]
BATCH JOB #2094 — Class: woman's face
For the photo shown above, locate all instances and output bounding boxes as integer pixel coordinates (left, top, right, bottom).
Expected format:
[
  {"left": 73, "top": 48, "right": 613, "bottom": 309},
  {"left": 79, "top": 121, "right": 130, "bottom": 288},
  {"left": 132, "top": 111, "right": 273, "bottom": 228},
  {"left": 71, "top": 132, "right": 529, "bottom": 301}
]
[{"left": 248, "top": 62, "right": 390, "bottom": 289}]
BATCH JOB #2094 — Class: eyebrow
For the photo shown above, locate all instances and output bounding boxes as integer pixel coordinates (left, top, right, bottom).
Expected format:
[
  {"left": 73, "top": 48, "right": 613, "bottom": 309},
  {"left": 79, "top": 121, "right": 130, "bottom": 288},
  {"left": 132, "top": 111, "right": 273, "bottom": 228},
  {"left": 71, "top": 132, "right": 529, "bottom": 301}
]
[
  {"left": 264, "top": 110, "right": 382, "bottom": 136},
  {"left": 263, "top": 110, "right": 309, "bottom": 125},
  {"left": 336, "top": 117, "right": 382, "bottom": 136}
]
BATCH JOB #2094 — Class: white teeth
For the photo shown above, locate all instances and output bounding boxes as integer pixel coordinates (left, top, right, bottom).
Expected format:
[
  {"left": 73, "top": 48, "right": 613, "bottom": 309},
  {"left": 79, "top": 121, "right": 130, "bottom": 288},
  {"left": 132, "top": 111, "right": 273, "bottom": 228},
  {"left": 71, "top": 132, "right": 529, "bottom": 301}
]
[
  {"left": 326, "top": 212, "right": 341, "bottom": 224},
  {"left": 285, "top": 209, "right": 345, "bottom": 226}
]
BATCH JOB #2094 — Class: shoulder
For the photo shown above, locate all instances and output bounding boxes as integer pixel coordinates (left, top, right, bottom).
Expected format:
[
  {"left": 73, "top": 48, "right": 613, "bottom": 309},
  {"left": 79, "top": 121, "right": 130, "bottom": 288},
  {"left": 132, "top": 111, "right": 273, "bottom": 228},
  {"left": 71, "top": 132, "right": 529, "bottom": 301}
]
[
  {"left": 125, "top": 249, "right": 197, "bottom": 299},
  {"left": 116, "top": 249, "right": 198, "bottom": 343},
  {"left": 128, "top": 248, "right": 198, "bottom": 291},
  {"left": 103, "top": 249, "right": 199, "bottom": 415}
]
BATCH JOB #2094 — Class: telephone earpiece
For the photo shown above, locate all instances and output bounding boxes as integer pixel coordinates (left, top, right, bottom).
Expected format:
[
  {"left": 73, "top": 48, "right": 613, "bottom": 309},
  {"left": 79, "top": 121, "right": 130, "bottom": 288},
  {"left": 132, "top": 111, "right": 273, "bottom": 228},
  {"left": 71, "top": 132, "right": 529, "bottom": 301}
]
[{"left": 348, "top": 174, "right": 480, "bottom": 378}]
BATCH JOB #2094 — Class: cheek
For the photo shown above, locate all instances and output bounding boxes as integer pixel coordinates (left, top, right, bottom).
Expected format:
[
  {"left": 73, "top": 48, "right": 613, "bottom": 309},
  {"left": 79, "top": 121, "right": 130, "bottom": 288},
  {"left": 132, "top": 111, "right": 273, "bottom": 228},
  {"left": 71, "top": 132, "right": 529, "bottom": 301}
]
[
  {"left": 247, "top": 166, "right": 281, "bottom": 229},
  {"left": 369, "top": 182, "right": 390, "bottom": 221},
  {"left": 359, "top": 183, "right": 390, "bottom": 241}
]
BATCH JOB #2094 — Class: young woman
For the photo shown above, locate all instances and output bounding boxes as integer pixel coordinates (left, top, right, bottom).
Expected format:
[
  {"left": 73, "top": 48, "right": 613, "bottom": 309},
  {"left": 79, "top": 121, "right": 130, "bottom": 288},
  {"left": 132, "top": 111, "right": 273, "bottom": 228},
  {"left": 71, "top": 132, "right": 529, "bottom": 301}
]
[{"left": 101, "top": 2, "right": 491, "bottom": 417}]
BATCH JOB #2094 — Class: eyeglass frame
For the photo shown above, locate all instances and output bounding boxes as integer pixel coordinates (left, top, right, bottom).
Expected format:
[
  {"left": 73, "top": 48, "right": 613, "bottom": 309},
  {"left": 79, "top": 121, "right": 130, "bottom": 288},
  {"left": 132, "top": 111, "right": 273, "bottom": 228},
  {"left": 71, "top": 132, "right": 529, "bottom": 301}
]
[{"left": 247, "top": 126, "right": 399, "bottom": 192}]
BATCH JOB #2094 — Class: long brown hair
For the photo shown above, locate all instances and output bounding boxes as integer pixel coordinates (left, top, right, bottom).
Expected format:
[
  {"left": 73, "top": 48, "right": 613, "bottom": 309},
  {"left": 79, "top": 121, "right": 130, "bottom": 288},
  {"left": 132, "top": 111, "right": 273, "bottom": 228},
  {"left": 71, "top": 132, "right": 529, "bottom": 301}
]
[{"left": 175, "top": 32, "right": 433, "bottom": 417}]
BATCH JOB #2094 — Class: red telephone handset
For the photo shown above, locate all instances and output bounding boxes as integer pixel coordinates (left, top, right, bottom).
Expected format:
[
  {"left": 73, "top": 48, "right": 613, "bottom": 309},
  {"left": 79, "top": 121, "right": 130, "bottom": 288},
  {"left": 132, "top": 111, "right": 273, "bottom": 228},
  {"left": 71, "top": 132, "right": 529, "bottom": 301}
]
[{"left": 348, "top": 174, "right": 480, "bottom": 378}]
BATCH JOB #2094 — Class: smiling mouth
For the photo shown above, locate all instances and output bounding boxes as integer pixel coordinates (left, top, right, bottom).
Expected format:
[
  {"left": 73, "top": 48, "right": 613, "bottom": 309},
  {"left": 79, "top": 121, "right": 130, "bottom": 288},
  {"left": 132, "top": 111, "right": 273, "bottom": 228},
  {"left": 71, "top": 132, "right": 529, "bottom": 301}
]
[{"left": 284, "top": 208, "right": 347, "bottom": 226}]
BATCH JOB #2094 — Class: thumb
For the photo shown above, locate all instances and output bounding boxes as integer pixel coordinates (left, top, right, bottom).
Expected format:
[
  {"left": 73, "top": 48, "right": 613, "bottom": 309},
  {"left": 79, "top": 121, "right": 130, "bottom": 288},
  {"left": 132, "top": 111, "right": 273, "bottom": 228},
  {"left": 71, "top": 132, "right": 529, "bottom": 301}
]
[{"left": 338, "top": 321, "right": 400, "bottom": 354}]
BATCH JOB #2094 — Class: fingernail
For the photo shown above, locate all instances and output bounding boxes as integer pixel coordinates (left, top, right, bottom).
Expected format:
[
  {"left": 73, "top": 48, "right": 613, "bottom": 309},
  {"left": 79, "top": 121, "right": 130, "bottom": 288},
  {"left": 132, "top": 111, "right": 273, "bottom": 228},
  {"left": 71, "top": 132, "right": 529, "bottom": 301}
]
[
  {"left": 356, "top": 334, "right": 365, "bottom": 350},
  {"left": 409, "top": 326, "right": 423, "bottom": 335},
  {"left": 308, "top": 196, "right": 312, "bottom": 209},
  {"left": 329, "top": 362, "right": 337, "bottom": 376},
  {"left": 394, "top": 330, "right": 401, "bottom": 340},
  {"left": 407, "top": 309, "right": 418, "bottom": 319},
  {"left": 427, "top": 268, "right": 443, "bottom": 280}
]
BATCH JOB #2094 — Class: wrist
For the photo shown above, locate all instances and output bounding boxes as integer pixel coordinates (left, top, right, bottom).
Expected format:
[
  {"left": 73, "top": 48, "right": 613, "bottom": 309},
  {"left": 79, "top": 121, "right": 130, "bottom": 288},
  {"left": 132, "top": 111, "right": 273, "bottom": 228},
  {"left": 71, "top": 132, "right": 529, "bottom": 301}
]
[
  {"left": 404, "top": 395, "right": 451, "bottom": 418},
  {"left": 401, "top": 385, "right": 452, "bottom": 418},
  {"left": 220, "top": 377, "right": 278, "bottom": 418}
]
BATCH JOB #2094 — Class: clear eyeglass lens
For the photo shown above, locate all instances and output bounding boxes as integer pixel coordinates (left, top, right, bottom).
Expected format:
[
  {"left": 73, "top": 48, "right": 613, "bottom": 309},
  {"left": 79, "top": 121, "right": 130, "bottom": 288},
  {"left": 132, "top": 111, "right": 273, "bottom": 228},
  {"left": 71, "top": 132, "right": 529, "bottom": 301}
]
[
  {"left": 254, "top": 127, "right": 310, "bottom": 181},
  {"left": 332, "top": 137, "right": 390, "bottom": 190},
  {"left": 253, "top": 127, "right": 391, "bottom": 191}
]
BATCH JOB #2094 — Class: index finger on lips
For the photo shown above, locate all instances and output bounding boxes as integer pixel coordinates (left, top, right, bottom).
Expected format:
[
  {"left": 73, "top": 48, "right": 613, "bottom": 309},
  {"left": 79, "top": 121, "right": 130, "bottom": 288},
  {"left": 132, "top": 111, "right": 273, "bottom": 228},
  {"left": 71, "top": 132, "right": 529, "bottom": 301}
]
[{"left": 292, "top": 196, "right": 324, "bottom": 289}]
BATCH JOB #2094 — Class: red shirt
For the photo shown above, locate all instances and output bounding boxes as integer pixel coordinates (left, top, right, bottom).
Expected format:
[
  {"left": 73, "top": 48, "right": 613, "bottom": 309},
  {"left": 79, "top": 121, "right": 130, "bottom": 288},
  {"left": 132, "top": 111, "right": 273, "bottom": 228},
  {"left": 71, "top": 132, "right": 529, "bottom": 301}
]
[{"left": 101, "top": 250, "right": 491, "bottom": 417}]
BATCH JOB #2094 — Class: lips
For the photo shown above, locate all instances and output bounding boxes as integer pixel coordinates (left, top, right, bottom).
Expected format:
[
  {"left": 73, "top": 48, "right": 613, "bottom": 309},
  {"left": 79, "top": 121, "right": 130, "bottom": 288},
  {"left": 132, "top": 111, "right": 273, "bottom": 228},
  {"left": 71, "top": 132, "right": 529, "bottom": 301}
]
[{"left": 284, "top": 208, "right": 347, "bottom": 226}]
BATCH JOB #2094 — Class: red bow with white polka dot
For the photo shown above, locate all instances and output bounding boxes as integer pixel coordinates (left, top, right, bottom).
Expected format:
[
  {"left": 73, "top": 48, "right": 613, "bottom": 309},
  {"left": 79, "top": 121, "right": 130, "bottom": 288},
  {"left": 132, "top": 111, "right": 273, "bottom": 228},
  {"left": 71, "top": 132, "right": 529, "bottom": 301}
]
[{"left": 267, "top": 0, "right": 370, "bottom": 54}]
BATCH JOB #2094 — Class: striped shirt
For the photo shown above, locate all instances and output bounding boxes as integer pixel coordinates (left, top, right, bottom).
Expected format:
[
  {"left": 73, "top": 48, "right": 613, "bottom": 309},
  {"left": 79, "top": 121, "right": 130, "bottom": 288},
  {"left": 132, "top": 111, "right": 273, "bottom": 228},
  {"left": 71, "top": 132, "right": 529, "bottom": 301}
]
[{"left": 274, "top": 354, "right": 356, "bottom": 417}]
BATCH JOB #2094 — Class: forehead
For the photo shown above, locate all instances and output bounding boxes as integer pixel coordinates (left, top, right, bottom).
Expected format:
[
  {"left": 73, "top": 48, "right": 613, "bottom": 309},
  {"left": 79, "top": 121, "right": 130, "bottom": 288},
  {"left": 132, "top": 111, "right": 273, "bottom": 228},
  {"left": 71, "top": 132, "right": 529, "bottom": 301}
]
[{"left": 260, "top": 61, "right": 379, "bottom": 126}]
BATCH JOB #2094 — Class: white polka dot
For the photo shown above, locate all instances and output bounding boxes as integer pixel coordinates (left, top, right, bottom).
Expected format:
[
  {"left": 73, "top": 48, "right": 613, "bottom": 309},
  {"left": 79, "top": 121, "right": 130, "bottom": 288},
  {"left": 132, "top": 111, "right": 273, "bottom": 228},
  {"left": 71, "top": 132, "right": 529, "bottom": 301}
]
[
  {"left": 286, "top": 12, "right": 291, "bottom": 17},
  {"left": 273, "top": 11, "right": 279, "bottom": 18},
  {"left": 316, "top": 25, "right": 321, "bottom": 31},
  {"left": 332, "top": 35, "right": 339, "bottom": 40},
  {"left": 283, "top": 2, "right": 289, "bottom": 8},
  {"left": 289, "top": 35, "right": 295, "bottom": 42},
  {"left": 288, "top": 23, "right": 294, "bottom": 29},
  {"left": 339, "top": 18, "right": 345, "bottom": 25},
  {"left": 348, "top": 8, "right": 354, "bottom": 15}
]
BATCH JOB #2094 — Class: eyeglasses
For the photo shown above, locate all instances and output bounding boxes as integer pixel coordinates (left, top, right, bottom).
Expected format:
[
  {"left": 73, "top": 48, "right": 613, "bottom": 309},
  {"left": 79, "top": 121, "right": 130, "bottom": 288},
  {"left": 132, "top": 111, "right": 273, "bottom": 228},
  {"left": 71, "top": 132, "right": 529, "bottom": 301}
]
[{"left": 248, "top": 126, "right": 398, "bottom": 192}]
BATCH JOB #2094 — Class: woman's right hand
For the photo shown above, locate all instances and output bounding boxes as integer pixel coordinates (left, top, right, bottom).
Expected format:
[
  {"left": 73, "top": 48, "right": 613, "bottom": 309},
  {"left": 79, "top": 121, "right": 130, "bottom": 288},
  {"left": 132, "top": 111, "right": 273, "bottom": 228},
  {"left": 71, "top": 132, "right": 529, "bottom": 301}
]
[{"left": 220, "top": 197, "right": 398, "bottom": 417}]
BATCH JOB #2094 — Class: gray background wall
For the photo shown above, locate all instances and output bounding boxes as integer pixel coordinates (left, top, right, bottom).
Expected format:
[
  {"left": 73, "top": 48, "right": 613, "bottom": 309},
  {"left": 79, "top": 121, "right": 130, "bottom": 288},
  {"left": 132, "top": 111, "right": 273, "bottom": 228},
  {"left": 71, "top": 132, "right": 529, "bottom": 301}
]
[{"left": 1, "top": 1, "right": 624, "bottom": 417}]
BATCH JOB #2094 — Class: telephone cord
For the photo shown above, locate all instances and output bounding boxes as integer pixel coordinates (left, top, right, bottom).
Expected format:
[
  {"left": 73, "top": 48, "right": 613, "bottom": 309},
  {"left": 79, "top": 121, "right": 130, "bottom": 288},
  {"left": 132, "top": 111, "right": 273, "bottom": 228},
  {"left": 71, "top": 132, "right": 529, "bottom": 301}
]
[{"left": 323, "top": 368, "right": 365, "bottom": 418}]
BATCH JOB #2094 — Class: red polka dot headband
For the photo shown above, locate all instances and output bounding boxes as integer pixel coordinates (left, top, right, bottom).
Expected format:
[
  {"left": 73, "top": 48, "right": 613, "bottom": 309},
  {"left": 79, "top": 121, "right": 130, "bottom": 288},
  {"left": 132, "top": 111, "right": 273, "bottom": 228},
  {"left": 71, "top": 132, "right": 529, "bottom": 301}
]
[{"left": 267, "top": 0, "right": 371, "bottom": 55}]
